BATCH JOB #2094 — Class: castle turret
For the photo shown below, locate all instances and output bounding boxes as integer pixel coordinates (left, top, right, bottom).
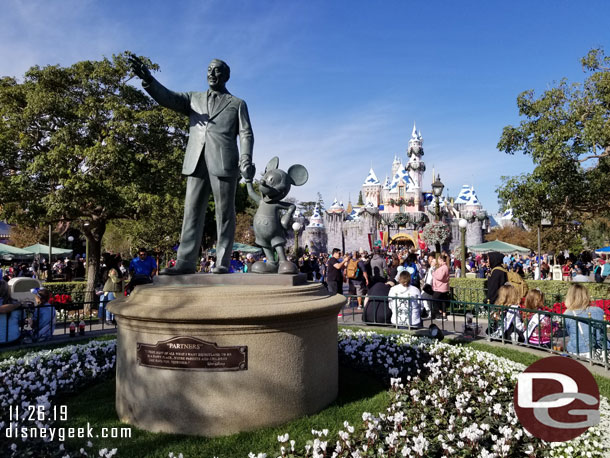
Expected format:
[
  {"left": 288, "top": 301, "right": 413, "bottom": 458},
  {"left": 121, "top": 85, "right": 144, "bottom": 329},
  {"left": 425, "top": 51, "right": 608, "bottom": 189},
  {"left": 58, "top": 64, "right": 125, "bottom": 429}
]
[
  {"left": 405, "top": 122, "right": 426, "bottom": 209},
  {"left": 361, "top": 167, "right": 381, "bottom": 208},
  {"left": 391, "top": 155, "right": 402, "bottom": 177},
  {"left": 463, "top": 186, "right": 482, "bottom": 211},
  {"left": 304, "top": 203, "right": 327, "bottom": 253}
]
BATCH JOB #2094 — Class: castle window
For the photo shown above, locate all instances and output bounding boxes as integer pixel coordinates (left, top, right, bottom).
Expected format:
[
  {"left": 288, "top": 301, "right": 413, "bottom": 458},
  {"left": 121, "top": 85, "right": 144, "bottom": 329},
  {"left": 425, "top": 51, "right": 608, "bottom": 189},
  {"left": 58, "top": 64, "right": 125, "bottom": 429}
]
[{"left": 399, "top": 186, "right": 405, "bottom": 197}]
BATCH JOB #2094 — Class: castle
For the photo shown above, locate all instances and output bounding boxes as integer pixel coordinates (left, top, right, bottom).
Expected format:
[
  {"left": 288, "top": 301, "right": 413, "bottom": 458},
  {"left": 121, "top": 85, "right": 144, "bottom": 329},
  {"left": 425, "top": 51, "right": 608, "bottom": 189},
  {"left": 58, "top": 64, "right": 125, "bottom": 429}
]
[{"left": 298, "top": 124, "right": 491, "bottom": 255}]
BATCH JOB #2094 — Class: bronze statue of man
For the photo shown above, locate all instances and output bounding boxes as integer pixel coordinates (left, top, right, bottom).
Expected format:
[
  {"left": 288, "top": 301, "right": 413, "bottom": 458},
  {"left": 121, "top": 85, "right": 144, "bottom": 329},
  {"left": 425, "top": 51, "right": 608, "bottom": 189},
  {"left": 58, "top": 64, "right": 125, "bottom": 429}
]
[{"left": 129, "top": 55, "right": 254, "bottom": 274}]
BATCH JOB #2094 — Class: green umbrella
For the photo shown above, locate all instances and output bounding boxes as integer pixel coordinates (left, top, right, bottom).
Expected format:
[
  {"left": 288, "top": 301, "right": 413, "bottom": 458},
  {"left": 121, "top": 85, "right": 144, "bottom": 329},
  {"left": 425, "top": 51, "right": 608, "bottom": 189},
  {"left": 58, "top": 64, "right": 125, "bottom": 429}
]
[
  {"left": 467, "top": 240, "right": 531, "bottom": 254},
  {"left": 0, "top": 243, "right": 35, "bottom": 260},
  {"left": 208, "top": 242, "right": 262, "bottom": 255},
  {"left": 23, "top": 243, "right": 73, "bottom": 257}
]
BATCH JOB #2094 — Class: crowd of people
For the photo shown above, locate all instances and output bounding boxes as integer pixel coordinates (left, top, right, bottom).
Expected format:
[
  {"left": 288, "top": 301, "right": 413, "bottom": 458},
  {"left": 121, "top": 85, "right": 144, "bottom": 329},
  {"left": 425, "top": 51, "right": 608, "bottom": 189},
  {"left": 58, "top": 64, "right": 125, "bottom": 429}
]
[
  {"left": 0, "top": 248, "right": 159, "bottom": 343},
  {"left": 1, "top": 243, "right": 608, "bottom": 357},
  {"left": 308, "top": 245, "right": 609, "bottom": 359},
  {"left": 457, "top": 250, "right": 610, "bottom": 283}
]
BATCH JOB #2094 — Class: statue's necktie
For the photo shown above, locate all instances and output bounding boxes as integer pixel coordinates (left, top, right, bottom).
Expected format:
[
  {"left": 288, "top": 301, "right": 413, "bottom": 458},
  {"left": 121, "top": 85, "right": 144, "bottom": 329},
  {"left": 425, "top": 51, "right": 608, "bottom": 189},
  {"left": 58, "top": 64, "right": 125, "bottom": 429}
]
[{"left": 209, "top": 92, "right": 218, "bottom": 114}]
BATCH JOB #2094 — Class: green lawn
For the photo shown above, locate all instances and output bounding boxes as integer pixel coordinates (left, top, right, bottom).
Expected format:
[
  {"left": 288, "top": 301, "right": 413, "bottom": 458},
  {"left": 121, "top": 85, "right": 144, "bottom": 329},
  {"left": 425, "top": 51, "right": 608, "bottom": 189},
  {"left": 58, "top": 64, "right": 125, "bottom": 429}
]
[{"left": 59, "top": 365, "right": 389, "bottom": 458}]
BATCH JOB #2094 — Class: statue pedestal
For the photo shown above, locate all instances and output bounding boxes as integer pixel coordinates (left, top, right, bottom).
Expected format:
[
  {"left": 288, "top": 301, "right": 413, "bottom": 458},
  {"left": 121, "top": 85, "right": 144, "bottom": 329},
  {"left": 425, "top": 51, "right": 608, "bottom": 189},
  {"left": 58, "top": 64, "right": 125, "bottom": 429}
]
[{"left": 107, "top": 274, "right": 345, "bottom": 437}]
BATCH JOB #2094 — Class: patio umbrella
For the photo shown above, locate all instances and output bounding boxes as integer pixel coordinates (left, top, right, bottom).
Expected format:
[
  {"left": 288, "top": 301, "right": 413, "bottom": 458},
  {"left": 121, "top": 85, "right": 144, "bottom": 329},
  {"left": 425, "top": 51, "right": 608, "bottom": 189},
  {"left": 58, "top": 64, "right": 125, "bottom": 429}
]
[
  {"left": 595, "top": 246, "right": 610, "bottom": 255},
  {"left": 0, "top": 243, "right": 35, "bottom": 260},
  {"left": 208, "top": 242, "right": 262, "bottom": 255},
  {"left": 23, "top": 243, "right": 73, "bottom": 258},
  {"left": 468, "top": 240, "right": 531, "bottom": 254}
]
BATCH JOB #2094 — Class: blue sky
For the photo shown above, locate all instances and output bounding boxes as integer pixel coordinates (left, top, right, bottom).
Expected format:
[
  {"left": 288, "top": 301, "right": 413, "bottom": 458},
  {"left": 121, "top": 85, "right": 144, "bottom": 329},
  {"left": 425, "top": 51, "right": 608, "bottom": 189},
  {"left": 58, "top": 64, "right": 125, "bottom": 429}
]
[{"left": 1, "top": 0, "right": 609, "bottom": 216}]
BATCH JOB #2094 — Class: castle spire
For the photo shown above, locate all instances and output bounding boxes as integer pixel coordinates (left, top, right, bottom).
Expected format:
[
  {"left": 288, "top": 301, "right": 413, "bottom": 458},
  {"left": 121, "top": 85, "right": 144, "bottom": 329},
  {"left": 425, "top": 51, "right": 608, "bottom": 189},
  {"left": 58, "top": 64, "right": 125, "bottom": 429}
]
[{"left": 408, "top": 121, "right": 424, "bottom": 157}]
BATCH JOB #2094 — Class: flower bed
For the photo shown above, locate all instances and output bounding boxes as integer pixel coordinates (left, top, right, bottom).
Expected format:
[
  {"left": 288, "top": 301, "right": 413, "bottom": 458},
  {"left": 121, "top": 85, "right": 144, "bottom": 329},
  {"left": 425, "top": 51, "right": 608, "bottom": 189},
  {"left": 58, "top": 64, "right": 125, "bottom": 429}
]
[
  {"left": 0, "top": 340, "right": 116, "bottom": 457},
  {"left": 1, "top": 333, "right": 609, "bottom": 457},
  {"left": 258, "top": 330, "right": 609, "bottom": 457}
]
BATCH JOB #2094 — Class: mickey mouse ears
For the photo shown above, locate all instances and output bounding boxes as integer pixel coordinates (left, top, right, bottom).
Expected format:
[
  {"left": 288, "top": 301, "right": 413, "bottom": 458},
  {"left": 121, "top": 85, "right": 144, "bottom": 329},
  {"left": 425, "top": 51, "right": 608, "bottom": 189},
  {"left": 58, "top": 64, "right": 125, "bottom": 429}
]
[
  {"left": 288, "top": 164, "right": 308, "bottom": 186},
  {"left": 264, "top": 156, "right": 308, "bottom": 187}
]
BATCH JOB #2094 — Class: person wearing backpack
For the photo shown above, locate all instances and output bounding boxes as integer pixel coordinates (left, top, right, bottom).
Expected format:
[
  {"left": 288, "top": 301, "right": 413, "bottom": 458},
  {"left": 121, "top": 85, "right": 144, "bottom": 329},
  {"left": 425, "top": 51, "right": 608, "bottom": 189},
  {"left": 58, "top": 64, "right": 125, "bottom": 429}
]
[
  {"left": 486, "top": 251, "right": 508, "bottom": 304},
  {"left": 403, "top": 252, "right": 421, "bottom": 288},
  {"left": 347, "top": 252, "right": 369, "bottom": 309},
  {"left": 507, "top": 264, "right": 528, "bottom": 302}
]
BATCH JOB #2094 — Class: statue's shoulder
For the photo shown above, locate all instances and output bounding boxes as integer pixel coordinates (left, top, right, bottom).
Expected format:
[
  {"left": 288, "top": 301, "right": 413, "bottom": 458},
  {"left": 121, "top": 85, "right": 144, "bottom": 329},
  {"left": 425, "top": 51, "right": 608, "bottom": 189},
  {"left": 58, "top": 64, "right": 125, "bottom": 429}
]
[{"left": 228, "top": 93, "right": 247, "bottom": 105}]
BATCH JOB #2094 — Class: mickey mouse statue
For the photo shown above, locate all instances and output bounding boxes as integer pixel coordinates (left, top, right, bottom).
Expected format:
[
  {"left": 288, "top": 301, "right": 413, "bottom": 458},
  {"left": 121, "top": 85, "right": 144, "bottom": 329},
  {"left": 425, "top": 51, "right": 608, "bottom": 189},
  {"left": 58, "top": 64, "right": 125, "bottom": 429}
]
[{"left": 242, "top": 157, "right": 308, "bottom": 274}]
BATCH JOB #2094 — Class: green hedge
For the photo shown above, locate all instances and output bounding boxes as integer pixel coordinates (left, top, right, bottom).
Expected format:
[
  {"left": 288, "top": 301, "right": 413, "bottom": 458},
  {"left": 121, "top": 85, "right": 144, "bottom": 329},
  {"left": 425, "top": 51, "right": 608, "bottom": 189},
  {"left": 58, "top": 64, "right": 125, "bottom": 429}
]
[
  {"left": 449, "top": 278, "right": 487, "bottom": 303},
  {"left": 450, "top": 277, "right": 610, "bottom": 304},
  {"left": 41, "top": 281, "right": 90, "bottom": 302}
]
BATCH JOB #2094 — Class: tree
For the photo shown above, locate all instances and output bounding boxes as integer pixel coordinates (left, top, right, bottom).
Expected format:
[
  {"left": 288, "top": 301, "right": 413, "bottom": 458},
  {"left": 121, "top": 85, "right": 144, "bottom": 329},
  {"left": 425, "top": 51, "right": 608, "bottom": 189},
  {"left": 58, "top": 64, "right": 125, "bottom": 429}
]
[
  {"left": 5, "top": 223, "right": 47, "bottom": 248},
  {"left": 299, "top": 201, "right": 317, "bottom": 218},
  {"left": 234, "top": 212, "right": 255, "bottom": 246},
  {"left": 357, "top": 191, "right": 364, "bottom": 206},
  {"left": 485, "top": 226, "right": 535, "bottom": 250},
  {"left": 316, "top": 192, "right": 325, "bottom": 211},
  {"left": 103, "top": 193, "right": 184, "bottom": 258},
  {"left": 497, "top": 48, "right": 610, "bottom": 247},
  {"left": 0, "top": 52, "right": 188, "bottom": 299},
  {"left": 581, "top": 217, "right": 610, "bottom": 249}
]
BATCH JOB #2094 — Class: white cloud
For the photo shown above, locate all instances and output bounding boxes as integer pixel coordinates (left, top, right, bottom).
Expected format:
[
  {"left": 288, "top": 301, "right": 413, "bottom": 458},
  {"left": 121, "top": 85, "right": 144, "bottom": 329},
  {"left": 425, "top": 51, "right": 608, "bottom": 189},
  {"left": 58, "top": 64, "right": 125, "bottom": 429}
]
[{"left": 252, "top": 100, "right": 407, "bottom": 206}]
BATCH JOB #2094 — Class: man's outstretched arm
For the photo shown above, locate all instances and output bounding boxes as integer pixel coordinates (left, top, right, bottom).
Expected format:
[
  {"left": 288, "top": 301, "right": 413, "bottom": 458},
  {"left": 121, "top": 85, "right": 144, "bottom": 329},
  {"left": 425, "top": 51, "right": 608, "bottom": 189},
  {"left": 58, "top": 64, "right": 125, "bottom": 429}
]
[{"left": 129, "top": 54, "right": 190, "bottom": 116}]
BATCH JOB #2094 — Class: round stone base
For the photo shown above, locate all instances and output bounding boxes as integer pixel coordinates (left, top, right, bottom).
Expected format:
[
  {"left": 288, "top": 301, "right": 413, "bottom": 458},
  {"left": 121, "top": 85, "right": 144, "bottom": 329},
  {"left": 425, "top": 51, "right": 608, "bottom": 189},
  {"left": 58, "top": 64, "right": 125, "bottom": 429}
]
[{"left": 108, "top": 276, "right": 344, "bottom": 437}]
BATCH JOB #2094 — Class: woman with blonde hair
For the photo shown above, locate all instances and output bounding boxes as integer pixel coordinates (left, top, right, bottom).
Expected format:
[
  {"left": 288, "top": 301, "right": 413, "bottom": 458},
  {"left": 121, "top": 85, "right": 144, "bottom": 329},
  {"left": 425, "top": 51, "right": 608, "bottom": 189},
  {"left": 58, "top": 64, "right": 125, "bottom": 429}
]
[
  {"left": 524, "top": 289, "right": 551, "bottom": 347},
  {"left": 99, "top": 268, "right": 123, "bottom": 325},
  {"left": 495, "top": 284, "right": 524, "bottom": 342},
  {"left": 564, "top": 284, "right": 608, "bottom": 357}
]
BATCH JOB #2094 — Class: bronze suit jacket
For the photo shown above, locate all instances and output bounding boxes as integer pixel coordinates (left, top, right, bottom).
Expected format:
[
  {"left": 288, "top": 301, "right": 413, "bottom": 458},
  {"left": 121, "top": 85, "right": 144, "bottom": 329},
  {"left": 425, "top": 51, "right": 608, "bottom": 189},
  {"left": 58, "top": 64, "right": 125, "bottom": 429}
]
[{"left": 142, "top": 78, "right": 254, "bottom": 177}]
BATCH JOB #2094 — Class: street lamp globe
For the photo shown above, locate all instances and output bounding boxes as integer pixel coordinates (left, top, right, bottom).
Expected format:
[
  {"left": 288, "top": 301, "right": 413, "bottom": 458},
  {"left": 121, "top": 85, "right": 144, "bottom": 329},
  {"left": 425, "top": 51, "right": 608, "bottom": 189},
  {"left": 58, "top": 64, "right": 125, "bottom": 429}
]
[
  {"left": 431, "top": 174, "right": 444, "bottom": 197},
  {"left": 458, "top": 218, "right": 468, "bottom": 229},
  {"left": 67, "top": 236, "right": 74, "bottom": 242},
  {"left": 292, "top": 221, "right": 302, "bottom": 232}
]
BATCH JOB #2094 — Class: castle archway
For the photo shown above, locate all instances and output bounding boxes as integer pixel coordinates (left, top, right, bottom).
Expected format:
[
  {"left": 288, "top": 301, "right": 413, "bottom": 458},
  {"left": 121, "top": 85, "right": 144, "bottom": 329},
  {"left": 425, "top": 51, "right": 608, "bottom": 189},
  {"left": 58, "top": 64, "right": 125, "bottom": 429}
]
[{"left": 389, "top": 233, "right": 416, "bottom": 250}]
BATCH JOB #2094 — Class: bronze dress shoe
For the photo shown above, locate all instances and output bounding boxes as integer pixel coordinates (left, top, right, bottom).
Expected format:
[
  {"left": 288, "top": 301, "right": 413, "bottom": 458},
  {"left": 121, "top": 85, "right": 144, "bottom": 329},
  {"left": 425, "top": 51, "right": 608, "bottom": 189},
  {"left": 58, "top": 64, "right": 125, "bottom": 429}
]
[
  {"left": 160, "top": 261, "right": 196, "bottom": 275},
  {"left": 250, "top": 261, "right": 278, "bottom": 274},
  {"left": 211, "top": 265, "right": 229, "bottom": 274}
]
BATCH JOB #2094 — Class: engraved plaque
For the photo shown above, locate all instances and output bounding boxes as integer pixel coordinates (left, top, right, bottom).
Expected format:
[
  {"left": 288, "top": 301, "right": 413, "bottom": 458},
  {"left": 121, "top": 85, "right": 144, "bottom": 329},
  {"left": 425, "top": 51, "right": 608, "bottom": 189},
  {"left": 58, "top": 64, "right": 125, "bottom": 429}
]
[{"left": 137, "top": 336, "right": 248, "bottom": 371}]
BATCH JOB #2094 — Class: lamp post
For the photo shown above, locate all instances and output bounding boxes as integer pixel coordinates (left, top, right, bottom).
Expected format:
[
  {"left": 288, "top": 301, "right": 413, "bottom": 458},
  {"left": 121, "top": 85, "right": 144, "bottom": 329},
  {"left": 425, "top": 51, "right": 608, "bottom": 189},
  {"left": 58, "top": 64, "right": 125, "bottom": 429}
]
[
  {"left": 458, "top": 218, "right": 468, "bottom": 278},
  {"left": 431, "top": 174, "right": 444, "bottom": 223},
  {"left": 292, "top": 221, "right": 302, "bottom": 259},
  {"left": 431, "top": 174, "right": 445, "bottom": 255}
]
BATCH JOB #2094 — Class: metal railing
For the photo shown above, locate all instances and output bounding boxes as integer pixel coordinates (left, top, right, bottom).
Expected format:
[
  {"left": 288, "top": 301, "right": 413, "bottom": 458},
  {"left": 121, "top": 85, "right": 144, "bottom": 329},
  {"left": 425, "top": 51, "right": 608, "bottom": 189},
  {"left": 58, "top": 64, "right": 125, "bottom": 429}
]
[
  {"left": 0, "top": 300, "right": 117, "bottom": 346},
  {"left": 339, "top": 294, "right": 610, "bottom": 369}
]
